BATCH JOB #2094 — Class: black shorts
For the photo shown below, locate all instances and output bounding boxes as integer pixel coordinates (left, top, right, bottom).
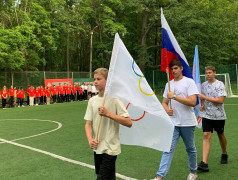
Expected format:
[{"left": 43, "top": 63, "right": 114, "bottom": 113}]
[
  {"left": 94, "top": 152, "right": 117, "bottom": 180},
  {"left": 202, "top": 118, "right": 225, "bottom": 134}
]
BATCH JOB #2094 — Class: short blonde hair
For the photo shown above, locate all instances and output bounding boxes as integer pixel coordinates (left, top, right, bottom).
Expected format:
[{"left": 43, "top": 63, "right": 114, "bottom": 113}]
[
  {"left": 94, "top": 68, "right": 108, "bottom": 80},
  {"left": 205, "top": 66, "right": 216, "bottom": 72}
]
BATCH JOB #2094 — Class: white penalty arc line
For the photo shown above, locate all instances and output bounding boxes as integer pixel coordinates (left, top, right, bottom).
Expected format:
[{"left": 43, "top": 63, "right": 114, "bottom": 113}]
[
  {"left": 0, "top": 119, "right": 136, "bottom": 180},
  {"left": 0, "top": 119, "right": 62, "bottom": 144}
]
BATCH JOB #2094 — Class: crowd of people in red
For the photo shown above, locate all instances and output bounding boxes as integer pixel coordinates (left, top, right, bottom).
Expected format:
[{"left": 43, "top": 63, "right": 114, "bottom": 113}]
[{"left": 0, "top": 82, "right": 97, "bottom": 109}]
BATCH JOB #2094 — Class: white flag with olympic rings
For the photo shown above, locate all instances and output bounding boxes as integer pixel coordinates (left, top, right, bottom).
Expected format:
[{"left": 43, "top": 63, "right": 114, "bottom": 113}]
[{"left": 104, "top": 33, "right": 174, "bottom": 152}]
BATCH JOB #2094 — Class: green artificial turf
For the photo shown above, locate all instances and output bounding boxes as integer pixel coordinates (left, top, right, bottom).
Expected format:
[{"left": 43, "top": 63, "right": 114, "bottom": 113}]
[{"left": 0, "top": 98, "right": 237, "bottom": 180}]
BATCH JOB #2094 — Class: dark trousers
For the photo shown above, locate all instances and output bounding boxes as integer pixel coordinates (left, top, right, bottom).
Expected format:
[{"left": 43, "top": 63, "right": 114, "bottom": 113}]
[
  {"left": 9, "top": 96, "right": 14, "bottom": 107},
  {"left": 20, "top": 98, "right": 23, "bottom": 106},
  {"left": 71, "top": 94, "right": 75, "bottom": 101},
  {"left": 2, "top": 99, "right": 7, "bottom": 108},
  {"left": 27, "top": 96, "right": 29, "bottom": 105},
  {"left": 52, "top": 95, "right": 56, "bottom": 103},
  {"left": 66, "top": 94, "right": 70, "bottom": 102},
  {"left": 79, "top": 94, "right": 83, "bottom": 101},
  {"left": 17, "top": 98, "right": 21, "bottom": 106},
  {"left": 77, "top": 92, "right": 80, "bottom": 101},
  {"left": 84, "top": 90, "right": 87, "bottom": 100},
  {"left": 35, "top": 97, "right": 40, "bottom": 104},
  {"left": 40, "top": 96, "right": 44, "bottom": 105},
  {"left": 57, "top": 95, "right": 60, "bottom": 103},
  {"left": 94, "top": 152, "right": 117, "bottom": 180},
  {"left": 60, "top": 94, "right": 65, "bottom": 102}
]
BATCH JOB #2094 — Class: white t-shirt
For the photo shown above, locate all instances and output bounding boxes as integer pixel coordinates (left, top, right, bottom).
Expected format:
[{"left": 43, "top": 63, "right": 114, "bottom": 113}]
[
  {"left": 92, "top": 86, "right": 96, "bottom": 93},
  {"left": 201, "top": 80, "right": 226, "bottom": 120},
  {"left": 84, "top": 95, "right": 129, "bottom": 155},
  {"left": 163, "top": 76, "right": 199, "bottom": 126},
  {"left": 87, "top": 85, "right": 92, "bottom": 91},
  {"left": 84, "top": 85, "right": 88, "bottom": 90},
  {"left": 81, "top": 85, "right": 85, "bottom": 91}
]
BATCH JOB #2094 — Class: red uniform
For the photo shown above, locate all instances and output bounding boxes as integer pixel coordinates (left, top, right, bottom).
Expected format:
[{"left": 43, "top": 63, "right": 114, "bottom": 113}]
[
  {"left": 29, "top": 89, "right": 35, "bottom": 97},
  {"left": 45, "top": 89, "right": 51, "bottom": 98},
  {"left": 35, "top": 89, "right": 40, "bottom": 98},
  {"left": 72, "top": 86, "right": 76, "bottom": 94},
  {"left": 27, "top": 88, "right": 31, "bottom": 96},
  {"left": 66, "top": 87, "right": 71, "bottom": 95},
  {"left": 9, "top": 88, "right": 15, "bottom": 97},
  {"left": 1, "top": 90, "right": 8, "bottom": 99},
  {"left": 20, "top": 90, "right": 25, "bottom": 99},
  {"left": 52, "top": 88, "right": 58, "bottom": 96},
  {"left": 63, "top": 85, "right": 67, "bottom": 92},
  {"left": 59, "top": 87, "right": 65, "bottom": 95},
  {"left": 40, "top": 88, "right": 45, "bottom": 96},
  {"left": 16, "top": 90, "right": 21, "bottom": 98}
]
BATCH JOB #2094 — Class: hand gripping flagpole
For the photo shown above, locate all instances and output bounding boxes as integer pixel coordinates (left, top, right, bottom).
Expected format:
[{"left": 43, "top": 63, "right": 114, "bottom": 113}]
[
  {"left": 95, "top": 95, "right": 106, "bottom": 140},
  {"left": 166, "top": 67, "right": 172, "bottom": 109}
]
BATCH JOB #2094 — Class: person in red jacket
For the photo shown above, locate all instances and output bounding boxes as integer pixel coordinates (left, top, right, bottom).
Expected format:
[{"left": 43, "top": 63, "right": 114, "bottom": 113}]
[
  {"left": 65, "top": 84, "right": 71, "bottom": 102},
  {"left": 16, "top": 87, "right": 21, "bottom": 107},
  {"left": 51, "top": 85, "right": 58, "bottom": 104},
  {"left": 56, "top": 83, "right": 61, "bottom": 103},
  {"left": 71, "top": 84, "right": 76, "bottom": 102},
  {"left": 9, "top": 85, "right": 15, "bottom": 108},
  {"left": 45, "top": 87, "right": 51, "bottom": 105},
  {"left": 20, "top": 88, "right": 25, "bottom": 107},
  {"left": 39, "top": 86, "right": 45, "bottom": 105},
  {"left": 34, "top": 87, "right": 40, "bottom": 106},
  {"left": 59, "top": 84, "right": 65, "bottom": 103},
  {"left": 26, "top": 85, "right": 31, "bottom": 106},
  {"left": 1, "top": 85, "right": 8, "bottom": 109},
  {"left": 29, "top": 86, "right": 35, "bottom": 106}
]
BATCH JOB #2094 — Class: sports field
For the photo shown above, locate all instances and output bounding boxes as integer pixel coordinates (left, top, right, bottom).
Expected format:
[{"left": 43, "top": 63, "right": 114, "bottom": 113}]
[{"left": 0, "top": 98, "right": 237, "bottom": 180}]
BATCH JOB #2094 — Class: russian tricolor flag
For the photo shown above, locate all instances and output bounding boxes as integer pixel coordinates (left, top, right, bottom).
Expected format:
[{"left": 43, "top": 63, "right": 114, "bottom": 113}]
[{"left": 161, "top": 8, "right": 192, "bottom": 79}]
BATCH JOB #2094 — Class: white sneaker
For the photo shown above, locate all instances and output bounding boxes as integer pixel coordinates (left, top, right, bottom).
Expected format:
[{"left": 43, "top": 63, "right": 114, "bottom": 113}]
[{"left": 187, "top": 173, "right": 198, "bottom": 180}]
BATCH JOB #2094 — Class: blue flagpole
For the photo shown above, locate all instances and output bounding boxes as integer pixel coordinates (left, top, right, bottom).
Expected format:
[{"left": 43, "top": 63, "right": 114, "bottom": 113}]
[{"left": 192, "top": 45, "right": 203, "bottom": 128}]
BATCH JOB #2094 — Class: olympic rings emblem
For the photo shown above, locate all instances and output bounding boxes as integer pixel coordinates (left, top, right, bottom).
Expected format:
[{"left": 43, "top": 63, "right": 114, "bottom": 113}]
[
  {"left": 138, "top": 75, "right": 155, "bottom": 96},
  {"left": 132, "top": 59, "right": 155, "bottom": 96},
  {"left": 126, "top": 103, "right": 146, "bottom": 121}
]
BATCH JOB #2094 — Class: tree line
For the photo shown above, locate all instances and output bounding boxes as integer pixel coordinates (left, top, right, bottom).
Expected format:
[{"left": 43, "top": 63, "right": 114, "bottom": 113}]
[{"left": 0, "top": 0, "right": 237, "bottom": 73}]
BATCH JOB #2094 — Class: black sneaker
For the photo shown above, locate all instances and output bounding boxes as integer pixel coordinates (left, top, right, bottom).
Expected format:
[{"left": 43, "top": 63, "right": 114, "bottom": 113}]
[
  {"left": 221, "top": 154, "right": 228, "bottom": 164},
  {"left": 197, "top": 161, "right": 209, "bottom": 172}
]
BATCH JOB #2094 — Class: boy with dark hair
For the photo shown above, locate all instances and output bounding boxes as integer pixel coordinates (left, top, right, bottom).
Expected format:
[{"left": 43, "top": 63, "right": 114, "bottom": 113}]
[
  {"left": 155, "top": 59, "right": 198, "bottom": 180},
  {"left": 84, "top": 68, "right": 132, "bottom": 180},
  {"left": 198, "top": 66, "right": 228, "bottom": 172}
]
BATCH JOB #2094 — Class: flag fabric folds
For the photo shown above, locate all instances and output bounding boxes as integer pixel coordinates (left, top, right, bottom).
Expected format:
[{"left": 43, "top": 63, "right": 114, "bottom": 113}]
[
  {"left": 161, "top": 8, "right": 193, "bottom": 79},
  {"left": 192, "top": 45, "right": 203, "bottom": 128},
  {"left": 104, "top": 33, "right": 174, "bottom": 152}
]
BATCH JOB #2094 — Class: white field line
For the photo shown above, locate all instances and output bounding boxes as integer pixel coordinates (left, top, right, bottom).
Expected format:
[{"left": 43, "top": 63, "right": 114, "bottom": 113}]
[
  {"left": 0, "top": 119, "right": 62, "bottom": 144},
  {"left": 224, "top": 104, "right": 238, "bottom": 105},
  {"left": 0, "top": 119, "right": 137, "bottom": 180}
]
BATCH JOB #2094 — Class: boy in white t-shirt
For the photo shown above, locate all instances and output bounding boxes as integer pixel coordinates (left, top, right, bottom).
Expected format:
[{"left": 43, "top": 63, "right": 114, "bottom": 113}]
[
  {"left": 155, "top": 60, "right": 198, "bottom": 180},
  {"left": 84, "top": 68, "right": 132, "bottom": 180},
  {"left": 197, "top": 66, "right": 228, "bottom": 172}
]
